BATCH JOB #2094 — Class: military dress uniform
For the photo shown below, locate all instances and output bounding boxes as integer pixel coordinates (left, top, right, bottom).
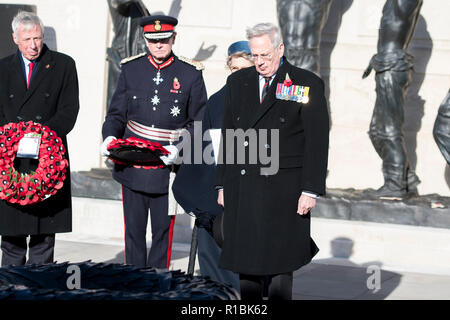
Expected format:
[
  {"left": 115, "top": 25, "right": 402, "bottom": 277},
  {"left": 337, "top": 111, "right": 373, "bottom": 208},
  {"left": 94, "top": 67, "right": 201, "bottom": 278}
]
[{"left": 102, "top": 16, "right": 207, "bottom": 268}]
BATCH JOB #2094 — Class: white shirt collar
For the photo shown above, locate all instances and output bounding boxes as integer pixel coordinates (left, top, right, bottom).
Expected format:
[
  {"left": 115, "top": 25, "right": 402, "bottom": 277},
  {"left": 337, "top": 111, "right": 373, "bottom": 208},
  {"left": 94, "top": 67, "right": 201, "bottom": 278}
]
[{"left": 21, "top": 53, "right": 34, "bottom": 66}]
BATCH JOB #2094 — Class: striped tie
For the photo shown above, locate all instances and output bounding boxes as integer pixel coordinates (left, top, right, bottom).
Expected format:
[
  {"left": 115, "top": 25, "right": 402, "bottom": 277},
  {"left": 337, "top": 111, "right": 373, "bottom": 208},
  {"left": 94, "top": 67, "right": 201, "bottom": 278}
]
[{"left": 261, "top": 77, "right": 271, "bottom": 103}]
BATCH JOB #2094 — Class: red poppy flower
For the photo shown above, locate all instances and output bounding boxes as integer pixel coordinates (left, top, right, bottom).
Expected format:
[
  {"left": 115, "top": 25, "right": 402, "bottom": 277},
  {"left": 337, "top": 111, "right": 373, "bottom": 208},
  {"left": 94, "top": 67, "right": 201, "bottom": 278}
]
[
  {"left": 0, "top": 122, "right": 68, "bottom": 205},
  {"left": 283, "top": 79, "right": 293, "bottom": 87}
]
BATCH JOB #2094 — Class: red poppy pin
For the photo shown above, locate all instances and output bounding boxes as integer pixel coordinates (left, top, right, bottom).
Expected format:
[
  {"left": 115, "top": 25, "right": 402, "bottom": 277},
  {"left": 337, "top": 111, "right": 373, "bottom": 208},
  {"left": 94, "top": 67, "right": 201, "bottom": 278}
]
[
  {"left": 283, "top": 73, "right": 292, "bottom": 87},
  {"left": 46, "top": 64, "right": 50, "bottom": 69},
  {"left": 173, "top": 77, "right": 181, "bottom": 90}
]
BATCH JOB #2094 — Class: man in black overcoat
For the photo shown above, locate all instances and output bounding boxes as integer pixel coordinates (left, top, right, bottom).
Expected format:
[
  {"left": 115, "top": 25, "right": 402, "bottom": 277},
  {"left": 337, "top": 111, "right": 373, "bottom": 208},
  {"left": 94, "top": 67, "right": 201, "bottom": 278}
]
[
  {"left": 215, "top": 23, "right": 329, "bottom": 299},
  {"left": 0, "top": 11, "right": 79, "bottom": 266}
]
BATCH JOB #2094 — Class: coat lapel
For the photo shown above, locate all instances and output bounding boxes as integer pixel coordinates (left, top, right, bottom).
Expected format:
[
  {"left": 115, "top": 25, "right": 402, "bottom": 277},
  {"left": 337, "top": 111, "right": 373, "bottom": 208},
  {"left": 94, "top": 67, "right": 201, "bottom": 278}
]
[
  {"left": 10, "top": 51, "right": 27, "bottom": 91},
  {"left": 248, "top": 60, "right": 291, "bottom": 128},
  {"left": 5, "top": 52, "right": 28, "bottom": 117},
  {"left": 238, "top": 68, "right": 260, "bottom": 129},
  {"left": 19, "top": 45, "right": 54, "bottom": 110}
]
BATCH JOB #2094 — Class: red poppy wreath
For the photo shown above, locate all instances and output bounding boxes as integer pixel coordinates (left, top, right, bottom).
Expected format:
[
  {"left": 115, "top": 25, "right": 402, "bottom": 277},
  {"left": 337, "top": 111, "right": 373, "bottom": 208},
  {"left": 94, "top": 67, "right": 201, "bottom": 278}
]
[
  {"left": 107, "top": 136, "right": 169, "bottom": 169},
  {"left": 0, "top": 121, "right": 68, "bottom": 205}
]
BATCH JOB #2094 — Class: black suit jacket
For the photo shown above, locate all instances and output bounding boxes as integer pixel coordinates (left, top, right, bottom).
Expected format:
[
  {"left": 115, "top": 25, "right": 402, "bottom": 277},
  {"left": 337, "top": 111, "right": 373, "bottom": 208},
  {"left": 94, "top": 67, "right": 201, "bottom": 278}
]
[{"left": 0, "top": 44, "right": 79, "bottom": 236}]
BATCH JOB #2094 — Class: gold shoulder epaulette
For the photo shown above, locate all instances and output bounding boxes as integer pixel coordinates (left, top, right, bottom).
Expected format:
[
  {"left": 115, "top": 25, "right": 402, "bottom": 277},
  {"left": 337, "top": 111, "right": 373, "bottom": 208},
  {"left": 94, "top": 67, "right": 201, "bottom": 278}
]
[
  {"left": 120, "top": 52, "right": 146, "bottom": 65},
  {"left": 178, "top": 56, "right": 204, "bottom": 70}
]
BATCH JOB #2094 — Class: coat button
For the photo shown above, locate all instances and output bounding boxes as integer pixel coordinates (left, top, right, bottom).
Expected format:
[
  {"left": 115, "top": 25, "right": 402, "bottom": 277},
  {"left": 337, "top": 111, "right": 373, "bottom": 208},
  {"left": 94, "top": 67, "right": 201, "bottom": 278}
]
[
  {"left": 44, "top": 93, "right": 50, "bottom": 98},
  {"left": 36, "top": 115, "right": 42, "bottom": 120},
  {"left": 237, "top": 117, "right": 240, "bottom": 121},
  {"left": 153, "top": 107, "right": 156, "bottom": 111},
  {"left": 17, "top": 116, "right": 23, "bottom": 121},
  {"left": 280, "top": 117, "right": 286, "bottom": 123},
  {"left": 241, "top": 169, "right": 246, "bottom": 175},
  {"left": 243, "top": 141, "right": 249, "bottom": 147},
  {"left": 133, "top": 96, "right": 137, "bottom": 100},
  {"left": 9, "top": 94, "right": 14, "bottom": 99},
  {"left": 265, "top": 144, "right": 270, "bottom": 149}
]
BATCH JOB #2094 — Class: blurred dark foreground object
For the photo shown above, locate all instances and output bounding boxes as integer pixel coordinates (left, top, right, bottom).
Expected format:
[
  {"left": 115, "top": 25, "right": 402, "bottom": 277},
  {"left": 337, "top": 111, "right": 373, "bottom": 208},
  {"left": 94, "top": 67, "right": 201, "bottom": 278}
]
[{"left": 0, "top": 261, "right": 239, "bottom": 300}]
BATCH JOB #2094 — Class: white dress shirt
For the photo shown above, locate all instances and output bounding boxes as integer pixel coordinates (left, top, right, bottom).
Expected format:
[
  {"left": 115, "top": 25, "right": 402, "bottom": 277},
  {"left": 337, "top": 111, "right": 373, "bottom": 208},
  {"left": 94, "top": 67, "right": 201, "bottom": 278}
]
[{"left": 21, "top": 54, "right": 35, "bottom": 83}]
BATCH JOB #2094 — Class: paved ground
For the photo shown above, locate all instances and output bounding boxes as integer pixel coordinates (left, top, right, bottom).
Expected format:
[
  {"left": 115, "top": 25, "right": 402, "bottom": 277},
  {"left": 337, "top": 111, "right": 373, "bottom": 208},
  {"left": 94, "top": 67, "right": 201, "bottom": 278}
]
[{"left": 51, "top": 235, "right": 450, "bottom": 300}]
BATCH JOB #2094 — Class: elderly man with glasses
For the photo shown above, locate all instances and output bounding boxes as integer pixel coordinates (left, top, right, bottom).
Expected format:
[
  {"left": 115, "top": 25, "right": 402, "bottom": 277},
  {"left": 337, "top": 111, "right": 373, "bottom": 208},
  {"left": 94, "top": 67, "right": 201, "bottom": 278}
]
[{"left": 215, "top": 23, "right": 329, "bottom": 300}]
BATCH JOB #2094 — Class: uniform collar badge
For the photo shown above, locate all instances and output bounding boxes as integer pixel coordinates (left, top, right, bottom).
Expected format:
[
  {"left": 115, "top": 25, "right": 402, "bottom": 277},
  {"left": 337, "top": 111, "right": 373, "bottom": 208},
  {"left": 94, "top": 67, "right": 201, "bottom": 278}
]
[{"left": 276, "top": 73, "right": 310, "bottom": 104}]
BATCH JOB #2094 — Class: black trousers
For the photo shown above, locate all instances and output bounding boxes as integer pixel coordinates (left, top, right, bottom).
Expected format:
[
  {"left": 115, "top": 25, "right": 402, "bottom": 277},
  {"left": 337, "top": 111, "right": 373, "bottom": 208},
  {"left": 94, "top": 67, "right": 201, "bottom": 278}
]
[
  {"left": 197, "top": 227, "right": 240, "bottom": 291},
  {"left": 122, "top": 186, "right": 175, "bottom": 269},
  {"left": 1, "top": 234, "right": 55, "bottom": 266},
  {"left": 239, "top": 272, "right": 293, "bottom": 300}
]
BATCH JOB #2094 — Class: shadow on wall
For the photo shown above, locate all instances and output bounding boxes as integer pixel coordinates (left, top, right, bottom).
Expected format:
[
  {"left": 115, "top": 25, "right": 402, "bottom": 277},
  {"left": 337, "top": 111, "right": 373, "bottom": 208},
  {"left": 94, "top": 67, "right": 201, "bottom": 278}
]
[
  {"left": 312, "top": 237, "right": 402, "bottom": 299},
  {"left": 320, "top": 0, "right": 354, "bottom": 126},
  {"left": 44, "top": 26, "right": 57, "bottom": 51},
  {"left": 151, "top": 0, "right": 216, "bottom": 62},
  {"left": 404, "top": 15, "right": 432, "bottom": 176}
]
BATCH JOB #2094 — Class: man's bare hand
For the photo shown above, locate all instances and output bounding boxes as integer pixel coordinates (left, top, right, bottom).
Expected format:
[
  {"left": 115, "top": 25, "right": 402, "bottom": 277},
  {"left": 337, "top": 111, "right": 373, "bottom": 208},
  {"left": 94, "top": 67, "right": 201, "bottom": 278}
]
[
  {"left": 218, "top": 189, "right": 224, "bottom": 207},
  {"left": 297, "top": 194, "right": 316, "bottom": 215}
]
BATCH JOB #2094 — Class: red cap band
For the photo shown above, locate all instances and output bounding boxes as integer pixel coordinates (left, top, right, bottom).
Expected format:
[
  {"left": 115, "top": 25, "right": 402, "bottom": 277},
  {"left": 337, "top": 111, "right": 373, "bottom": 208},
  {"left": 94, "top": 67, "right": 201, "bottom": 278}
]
[{"left": 143, "top": 24, "right": 174, "bottom": 33}]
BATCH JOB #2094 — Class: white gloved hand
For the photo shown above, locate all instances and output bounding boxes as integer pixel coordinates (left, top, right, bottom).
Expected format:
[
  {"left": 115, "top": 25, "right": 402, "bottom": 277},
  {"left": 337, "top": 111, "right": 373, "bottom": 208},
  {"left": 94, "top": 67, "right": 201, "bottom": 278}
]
[
  {"left": 101, "top": 136, "right": 117, "bottom": 156},
  {"left": 160, "top": 144, "right": 179, "bottom": 165}
]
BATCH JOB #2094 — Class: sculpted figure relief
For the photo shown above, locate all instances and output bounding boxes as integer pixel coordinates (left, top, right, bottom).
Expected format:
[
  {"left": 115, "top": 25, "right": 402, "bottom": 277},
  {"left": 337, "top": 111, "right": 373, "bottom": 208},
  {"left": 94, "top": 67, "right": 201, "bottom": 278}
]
[
  {"left": 433, "top": 90, "right": 450, "bottom": 165},
  {"left": 106, "top": 0, "right": 149, "bottom": 108},
  {"left": 276, "top": 0, "right": 333, "bottom": 74},
  {"left": 363, "top": 0, "right": 423, "bottom": 199}
]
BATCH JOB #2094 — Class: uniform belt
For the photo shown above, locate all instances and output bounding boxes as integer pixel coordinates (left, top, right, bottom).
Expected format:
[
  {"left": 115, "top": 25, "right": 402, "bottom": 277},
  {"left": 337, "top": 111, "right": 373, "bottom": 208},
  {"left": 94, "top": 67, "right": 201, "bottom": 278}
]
[{"left": 127, "top": 120, "right": 185, "bottom": 143}]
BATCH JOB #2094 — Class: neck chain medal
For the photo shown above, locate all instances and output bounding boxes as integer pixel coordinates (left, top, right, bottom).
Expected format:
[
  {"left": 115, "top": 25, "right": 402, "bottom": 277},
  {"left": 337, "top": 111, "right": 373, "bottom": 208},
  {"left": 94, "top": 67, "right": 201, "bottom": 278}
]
[{"left": 148, "top": 55, "right": 174, "bottom": 86}]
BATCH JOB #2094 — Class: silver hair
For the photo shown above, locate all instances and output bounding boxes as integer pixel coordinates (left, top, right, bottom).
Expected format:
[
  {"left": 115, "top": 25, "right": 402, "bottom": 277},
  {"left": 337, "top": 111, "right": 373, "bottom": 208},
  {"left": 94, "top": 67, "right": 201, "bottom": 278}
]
[
  {"left": 12, "top": 11, "right": 44, "bottom": 35},
  {"left": 246, "top": 23, "right": 282, "bottom": 48}
]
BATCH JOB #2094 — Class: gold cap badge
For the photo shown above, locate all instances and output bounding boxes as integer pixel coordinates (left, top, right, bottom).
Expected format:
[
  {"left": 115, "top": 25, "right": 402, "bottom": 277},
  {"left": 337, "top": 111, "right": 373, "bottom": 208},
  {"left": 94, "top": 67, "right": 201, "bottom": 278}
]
[{"left": 154, "top": 20, "right": 162, "bottom": 31}]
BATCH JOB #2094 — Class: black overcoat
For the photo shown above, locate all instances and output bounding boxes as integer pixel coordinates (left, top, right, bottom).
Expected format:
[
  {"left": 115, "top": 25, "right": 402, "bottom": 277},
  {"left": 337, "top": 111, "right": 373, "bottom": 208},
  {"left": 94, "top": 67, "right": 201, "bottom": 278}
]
[
  {"left": 215, "top": 59, "right": 329, "bottom": 275},
  {"left": 0, "top": 45, "right": 79, "bottom": 236}
]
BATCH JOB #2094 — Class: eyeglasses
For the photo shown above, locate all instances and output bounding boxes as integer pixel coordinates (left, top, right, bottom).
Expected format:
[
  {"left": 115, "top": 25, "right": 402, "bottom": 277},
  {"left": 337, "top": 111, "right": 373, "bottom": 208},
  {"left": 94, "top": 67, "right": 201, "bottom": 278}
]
[{"left": 251, "top": 52, "right": 273, "bottom": 61}]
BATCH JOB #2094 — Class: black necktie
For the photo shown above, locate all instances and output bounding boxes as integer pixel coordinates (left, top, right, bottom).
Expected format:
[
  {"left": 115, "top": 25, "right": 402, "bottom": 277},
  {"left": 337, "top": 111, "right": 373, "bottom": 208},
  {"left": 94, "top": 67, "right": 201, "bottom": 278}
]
[{"left": 261, "top": 77, "right": 271, "bottom": 103}]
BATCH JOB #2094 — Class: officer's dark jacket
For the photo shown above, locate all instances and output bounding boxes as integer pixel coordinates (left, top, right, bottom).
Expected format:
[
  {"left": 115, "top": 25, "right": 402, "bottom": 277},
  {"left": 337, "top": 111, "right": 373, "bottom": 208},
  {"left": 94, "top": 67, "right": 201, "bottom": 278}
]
[{"left": 102, "top": 52, "right": 207, "bottom": 194}]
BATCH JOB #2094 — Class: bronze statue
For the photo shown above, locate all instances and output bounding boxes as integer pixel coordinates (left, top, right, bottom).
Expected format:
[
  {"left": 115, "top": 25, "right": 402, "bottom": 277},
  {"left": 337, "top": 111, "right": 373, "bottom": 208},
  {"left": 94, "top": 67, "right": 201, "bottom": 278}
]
[
  {"left": 433, "top": 90, "right": 450, "bottom": 165},
  {"left": 106, "top": 0, "right": 149, "bottom": 109},
  {"left": 276, "top": 0, "right": 333, "bottom": 74},
  {"left": 363, "top": 0, "right": 423, "bottom": 199}
]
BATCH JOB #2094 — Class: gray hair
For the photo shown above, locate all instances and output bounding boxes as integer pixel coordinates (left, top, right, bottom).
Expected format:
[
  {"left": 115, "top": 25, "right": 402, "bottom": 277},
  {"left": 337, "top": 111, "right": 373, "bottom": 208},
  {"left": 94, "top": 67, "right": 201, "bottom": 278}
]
[
  {"left": 246, "top": 23, "right": 282, "bottom": 48},
  {"left": 12, "top": 11, "right": 44, "bottom": 35}
]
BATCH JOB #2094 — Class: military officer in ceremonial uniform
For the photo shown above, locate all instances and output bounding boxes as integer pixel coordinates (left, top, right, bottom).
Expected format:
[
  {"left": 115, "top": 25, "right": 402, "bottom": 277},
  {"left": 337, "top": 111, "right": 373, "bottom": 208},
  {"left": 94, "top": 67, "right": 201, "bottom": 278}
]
[{"left": 101, "top": 15, "right": 207, "bottom": 269}]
